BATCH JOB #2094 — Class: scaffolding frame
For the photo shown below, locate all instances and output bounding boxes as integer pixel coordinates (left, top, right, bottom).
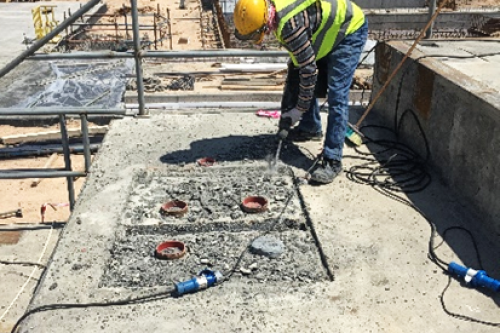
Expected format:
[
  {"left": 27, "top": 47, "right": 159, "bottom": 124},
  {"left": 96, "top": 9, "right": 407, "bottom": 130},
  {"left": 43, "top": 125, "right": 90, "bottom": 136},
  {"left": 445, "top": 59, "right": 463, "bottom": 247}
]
[
  {"left": 1, "top": 0, "right": 482, "bottom": 210},
  {"left": 0, "top": 0, "right": 289, "bottom": 211},
  {"left": 64, "top": 3, "right": 168, "bottom": 51}
]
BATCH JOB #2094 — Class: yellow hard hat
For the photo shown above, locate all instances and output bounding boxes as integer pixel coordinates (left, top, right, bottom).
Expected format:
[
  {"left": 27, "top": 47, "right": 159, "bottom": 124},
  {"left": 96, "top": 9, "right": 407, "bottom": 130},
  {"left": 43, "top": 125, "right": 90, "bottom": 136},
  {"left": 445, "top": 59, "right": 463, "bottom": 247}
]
[{"left": 233, "top": 0, "right": 268, "bottom": 44}]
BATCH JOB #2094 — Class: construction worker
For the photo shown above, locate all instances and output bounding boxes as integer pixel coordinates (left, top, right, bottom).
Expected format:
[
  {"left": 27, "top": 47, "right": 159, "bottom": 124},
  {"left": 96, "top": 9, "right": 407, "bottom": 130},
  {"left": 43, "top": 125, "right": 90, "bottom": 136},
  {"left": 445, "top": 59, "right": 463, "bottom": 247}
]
[{"left": 233, "top": 0, "right": 367, "bottom": 184}]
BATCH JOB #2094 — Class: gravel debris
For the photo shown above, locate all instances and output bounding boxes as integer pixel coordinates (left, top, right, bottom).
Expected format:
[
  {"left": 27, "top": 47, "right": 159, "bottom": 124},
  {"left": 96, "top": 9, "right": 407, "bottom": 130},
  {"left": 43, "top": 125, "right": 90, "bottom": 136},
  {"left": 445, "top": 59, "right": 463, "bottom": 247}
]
[
  {"left": 101, "top": 166, "right": 326, "bottom": 289},
  {"left": 102, "top": 230, "right": 327, "bottom": 288}
]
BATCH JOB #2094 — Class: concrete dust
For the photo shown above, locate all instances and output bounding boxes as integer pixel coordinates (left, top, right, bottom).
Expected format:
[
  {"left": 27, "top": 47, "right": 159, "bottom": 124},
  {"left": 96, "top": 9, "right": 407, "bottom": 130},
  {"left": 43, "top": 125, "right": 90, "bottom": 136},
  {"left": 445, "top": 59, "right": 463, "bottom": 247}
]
[{"left": 272, "top": 139, "right": 283, "bottom": 173}]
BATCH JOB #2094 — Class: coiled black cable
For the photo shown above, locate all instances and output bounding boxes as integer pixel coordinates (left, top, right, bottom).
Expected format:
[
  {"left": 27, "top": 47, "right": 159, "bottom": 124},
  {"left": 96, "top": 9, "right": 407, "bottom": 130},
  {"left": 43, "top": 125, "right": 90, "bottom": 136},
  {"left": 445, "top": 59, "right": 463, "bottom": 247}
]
[{"left": 340, "top": 50, "right": 500, "bottom": 326}]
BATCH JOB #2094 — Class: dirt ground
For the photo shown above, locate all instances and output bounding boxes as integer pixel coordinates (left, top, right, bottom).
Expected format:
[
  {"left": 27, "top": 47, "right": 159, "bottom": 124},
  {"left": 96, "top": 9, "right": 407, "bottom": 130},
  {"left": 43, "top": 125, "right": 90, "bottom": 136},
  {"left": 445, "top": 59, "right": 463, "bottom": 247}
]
[
  {"left": 0, "top": 120, "right": 96, "bottom": 225},
  {"left": 67, "top": 0, "right": 221, "bottom": 51}
]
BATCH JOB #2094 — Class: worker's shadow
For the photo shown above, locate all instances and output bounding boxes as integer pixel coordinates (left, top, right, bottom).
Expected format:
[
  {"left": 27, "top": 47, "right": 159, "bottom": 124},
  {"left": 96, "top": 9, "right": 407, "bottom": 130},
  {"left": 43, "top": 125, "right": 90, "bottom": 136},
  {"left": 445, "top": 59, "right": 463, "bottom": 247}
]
[{"left": 159, "top": 134, "right": 314, "bottom": 171}]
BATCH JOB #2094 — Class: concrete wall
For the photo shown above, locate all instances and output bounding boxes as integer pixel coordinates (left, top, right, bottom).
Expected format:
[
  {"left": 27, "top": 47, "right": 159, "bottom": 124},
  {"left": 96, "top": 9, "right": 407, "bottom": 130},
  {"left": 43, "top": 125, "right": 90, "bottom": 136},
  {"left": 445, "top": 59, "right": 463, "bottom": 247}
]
[{"left": 371, "top": 41, "right": 500, "bottom": 237}]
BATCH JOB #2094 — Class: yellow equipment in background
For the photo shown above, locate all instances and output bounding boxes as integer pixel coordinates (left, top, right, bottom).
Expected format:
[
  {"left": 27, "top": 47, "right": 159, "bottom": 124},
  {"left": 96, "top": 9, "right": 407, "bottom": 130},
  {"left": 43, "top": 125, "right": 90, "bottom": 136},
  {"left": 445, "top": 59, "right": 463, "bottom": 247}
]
[{"left": 31, "top": 5, "right": 61, "bottom": 43}]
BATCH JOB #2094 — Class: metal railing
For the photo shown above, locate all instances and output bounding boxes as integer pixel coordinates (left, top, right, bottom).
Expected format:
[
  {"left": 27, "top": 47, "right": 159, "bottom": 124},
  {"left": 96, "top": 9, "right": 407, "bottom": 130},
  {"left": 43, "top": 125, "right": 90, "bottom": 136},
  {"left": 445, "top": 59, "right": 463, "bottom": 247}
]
[
  {"left": 0, "top": 108, "right": 126, "bottom": 210},
  {"left": 0, "top": 0, "right": 290, "bottom": 211}
]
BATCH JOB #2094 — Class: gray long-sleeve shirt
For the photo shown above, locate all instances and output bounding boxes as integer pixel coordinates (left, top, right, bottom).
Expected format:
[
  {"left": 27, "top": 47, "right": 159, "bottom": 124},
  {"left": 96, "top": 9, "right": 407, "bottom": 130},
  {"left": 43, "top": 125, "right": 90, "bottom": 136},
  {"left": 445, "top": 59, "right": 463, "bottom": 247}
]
[{"left": 279, "top": 2, "right": 322, "bottom": 112}]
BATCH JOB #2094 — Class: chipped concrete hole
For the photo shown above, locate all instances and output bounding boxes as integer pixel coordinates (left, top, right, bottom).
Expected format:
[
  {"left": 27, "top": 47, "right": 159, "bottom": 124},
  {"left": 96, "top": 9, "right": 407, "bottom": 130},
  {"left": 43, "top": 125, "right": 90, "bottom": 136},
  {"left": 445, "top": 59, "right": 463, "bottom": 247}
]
[{"left": 101, "top": 166, "right": 329, "bottom": 288}]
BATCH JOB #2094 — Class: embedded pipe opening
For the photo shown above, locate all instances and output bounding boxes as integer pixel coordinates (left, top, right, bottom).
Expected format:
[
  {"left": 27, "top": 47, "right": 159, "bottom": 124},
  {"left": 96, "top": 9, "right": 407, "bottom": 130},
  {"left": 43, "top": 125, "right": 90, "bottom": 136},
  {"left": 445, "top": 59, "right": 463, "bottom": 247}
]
[
  {"left": 241, "top": 196, "right": 269, "bottom": 214},
  {"left": 160, "top": 200, "right": 188, "bottom": 217},
  {"left": 155, "top": 240, "right": 186, "bottom": 260},
  {"left": 196, "top": 157, "right": 216, "bottom": 167}
]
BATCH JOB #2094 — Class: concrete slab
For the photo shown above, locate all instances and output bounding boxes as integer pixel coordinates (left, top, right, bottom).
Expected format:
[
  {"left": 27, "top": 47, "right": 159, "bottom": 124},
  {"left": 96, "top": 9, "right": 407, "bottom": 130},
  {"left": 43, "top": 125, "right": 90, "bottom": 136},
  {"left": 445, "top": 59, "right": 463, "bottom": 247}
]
[
  {"left": 414, "top": 40, "right": 500, "bottom": 91},
  {"left": 0, "top": 224, "right": 62, "bottom": 333},
  {"left": 18, "top": 111, "right": 500, "bottom": 333}
]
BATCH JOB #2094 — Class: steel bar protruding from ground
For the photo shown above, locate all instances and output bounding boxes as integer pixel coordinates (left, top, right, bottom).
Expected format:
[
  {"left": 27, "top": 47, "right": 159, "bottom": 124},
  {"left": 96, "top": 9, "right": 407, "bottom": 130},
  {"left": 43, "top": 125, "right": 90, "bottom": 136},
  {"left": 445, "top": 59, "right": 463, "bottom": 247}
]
[
  {"left": 80, "top": 115, "right": 92, "bottom": 173},
  {"left": 0, "top": 0, "right": 102, "bottom": 80},
  {"left": 59, "top": 115, "right": 76, "bottom": 210},
  {"left": 426, "top": 0, "right": 437, "bottom": 38},
  {"left": 130, "top": 0, "right": 146, "bottom": 116}
]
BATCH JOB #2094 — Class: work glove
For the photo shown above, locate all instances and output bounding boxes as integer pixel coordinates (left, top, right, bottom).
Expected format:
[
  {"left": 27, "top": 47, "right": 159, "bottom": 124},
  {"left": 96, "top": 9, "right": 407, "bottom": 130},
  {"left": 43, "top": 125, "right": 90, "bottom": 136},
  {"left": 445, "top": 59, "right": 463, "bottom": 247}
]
[{"left": 278, "top": 108, "right": 302, "bottom": 139}]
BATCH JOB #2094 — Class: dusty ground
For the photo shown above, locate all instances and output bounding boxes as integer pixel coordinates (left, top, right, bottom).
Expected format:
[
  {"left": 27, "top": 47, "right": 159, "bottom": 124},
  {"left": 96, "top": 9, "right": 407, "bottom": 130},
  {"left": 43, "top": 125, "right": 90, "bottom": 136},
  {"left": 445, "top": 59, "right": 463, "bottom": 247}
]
[
  {"left": 67, "top": 0, "right": 222, "bottom": 51},
  {"left": 0, "top": 120, "right": 95, "bottom": 224},
  {"left": 0, "top": 154, "right": 86, "bottom": 224},
  {"left": 0, "top": 121, "right": 91, "bottom": 333}
]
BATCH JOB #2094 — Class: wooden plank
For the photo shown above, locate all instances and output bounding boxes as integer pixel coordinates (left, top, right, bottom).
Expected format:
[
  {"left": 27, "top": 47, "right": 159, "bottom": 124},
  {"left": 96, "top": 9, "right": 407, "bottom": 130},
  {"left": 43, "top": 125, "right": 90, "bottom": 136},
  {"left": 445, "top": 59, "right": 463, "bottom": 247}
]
[
  {"left": 172, "top": 17, "right": 201, "bottom": 20},
  {"left": 0, "top": 126, "right": 109, "bottom": 145},
  {"left": 31, "top": 153, "right": 59, "bottom": 188},
  {"left": 221, "top": 80, "right": 283, "bottom": 87},
  {"left": 223, "top": 77, "right": 281, "bottom": 82},
  {"left": 219, "top": 85, "right": 284, "bottom": 91}
]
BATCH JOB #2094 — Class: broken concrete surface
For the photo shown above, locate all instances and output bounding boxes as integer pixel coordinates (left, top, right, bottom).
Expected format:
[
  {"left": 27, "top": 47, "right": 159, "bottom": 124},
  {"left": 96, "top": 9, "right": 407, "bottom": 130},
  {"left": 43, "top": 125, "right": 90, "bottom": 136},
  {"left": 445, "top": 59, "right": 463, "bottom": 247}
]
[{"left": 18, "top": 111, "right": 500, "bottom": 333}]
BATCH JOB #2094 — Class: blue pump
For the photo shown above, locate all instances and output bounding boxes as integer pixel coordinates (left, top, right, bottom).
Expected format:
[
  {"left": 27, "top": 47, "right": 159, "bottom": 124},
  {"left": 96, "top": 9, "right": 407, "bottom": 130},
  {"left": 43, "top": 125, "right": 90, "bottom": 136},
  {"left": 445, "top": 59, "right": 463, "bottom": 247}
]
[
  {"left": 175, "top": 269, "right": 224, "bottom": 296},
  {"left": 448, "top": 261, "right": 500, "bottom": 293}
]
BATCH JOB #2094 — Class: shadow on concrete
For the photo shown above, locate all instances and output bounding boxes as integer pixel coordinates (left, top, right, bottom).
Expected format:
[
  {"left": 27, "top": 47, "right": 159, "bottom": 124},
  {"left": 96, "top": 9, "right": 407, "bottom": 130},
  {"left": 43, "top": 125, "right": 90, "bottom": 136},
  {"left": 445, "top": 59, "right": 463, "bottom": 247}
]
[
  {"left": 358, "top": 118, "right": 500, "bottom": 309},
  {"left": 159, "top": 134, "right": 316, "bottom": 172}
]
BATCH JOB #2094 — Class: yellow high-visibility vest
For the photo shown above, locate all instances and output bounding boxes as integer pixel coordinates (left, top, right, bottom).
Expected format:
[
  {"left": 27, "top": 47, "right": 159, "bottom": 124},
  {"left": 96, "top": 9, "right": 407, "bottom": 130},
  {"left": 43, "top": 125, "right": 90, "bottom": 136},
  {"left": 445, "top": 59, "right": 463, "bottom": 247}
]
[{"left": 273, "top": 0, "right": 365, "bottom": 66}]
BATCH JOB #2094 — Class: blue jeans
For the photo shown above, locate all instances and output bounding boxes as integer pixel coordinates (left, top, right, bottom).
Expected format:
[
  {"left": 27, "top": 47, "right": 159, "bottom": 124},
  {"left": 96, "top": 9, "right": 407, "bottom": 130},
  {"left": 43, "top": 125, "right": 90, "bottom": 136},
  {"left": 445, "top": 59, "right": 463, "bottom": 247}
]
[{"left": 298, "top": 22, "right": 368, "bottom": 161}]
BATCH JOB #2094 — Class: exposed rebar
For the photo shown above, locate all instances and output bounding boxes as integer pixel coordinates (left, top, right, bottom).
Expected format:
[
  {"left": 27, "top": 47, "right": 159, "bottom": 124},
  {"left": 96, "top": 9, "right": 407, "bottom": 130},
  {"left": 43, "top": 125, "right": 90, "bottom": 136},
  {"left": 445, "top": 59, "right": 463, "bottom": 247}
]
[
  {"left": 59, "top": 115, "right": 76, "bottom": 210},
  {"left": 426, "top": 0, "right": 437, "bottom": 38},
  {"left": 130, "top": 0, "right": 147, "bottom": 116},
  {"left": 80, "top": 115, "right": 92, "bottom": 173}
]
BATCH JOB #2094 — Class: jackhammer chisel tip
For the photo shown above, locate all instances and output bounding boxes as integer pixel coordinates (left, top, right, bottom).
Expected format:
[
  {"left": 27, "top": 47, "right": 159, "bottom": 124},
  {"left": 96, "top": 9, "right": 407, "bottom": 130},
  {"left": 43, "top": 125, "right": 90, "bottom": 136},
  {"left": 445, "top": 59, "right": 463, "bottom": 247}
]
[{"left": 277, "top": 130, "right": 288, "bottom": 140}]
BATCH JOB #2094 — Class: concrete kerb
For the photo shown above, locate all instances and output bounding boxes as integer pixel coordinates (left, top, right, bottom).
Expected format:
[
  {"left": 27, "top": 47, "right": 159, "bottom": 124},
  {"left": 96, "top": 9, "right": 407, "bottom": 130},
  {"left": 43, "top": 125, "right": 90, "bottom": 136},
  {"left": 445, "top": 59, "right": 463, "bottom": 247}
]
[
  {"left": 372, "top": 40, "right": 500, "bottom": 237},
  {"left": 392, "top": 40, "right": 500, "bottom": 112}
]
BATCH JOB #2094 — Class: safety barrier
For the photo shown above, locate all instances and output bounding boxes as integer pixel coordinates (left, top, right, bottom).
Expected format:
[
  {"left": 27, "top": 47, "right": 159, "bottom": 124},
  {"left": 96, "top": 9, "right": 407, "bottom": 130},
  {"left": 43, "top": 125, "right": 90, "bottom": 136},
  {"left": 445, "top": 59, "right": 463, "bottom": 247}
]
[{"left": 31, "top": 5, "right": 61, "bottom": 43}]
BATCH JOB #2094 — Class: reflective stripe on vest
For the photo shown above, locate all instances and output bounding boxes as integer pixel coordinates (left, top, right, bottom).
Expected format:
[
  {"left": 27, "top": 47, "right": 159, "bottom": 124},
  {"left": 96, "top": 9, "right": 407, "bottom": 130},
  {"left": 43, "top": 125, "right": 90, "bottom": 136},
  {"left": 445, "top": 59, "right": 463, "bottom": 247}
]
[
  {"left": 313, "top": 0, "right": 352, "bottom": 59},
  {"left": 274, "top": 0, "right": 353, "bottom": 66}
]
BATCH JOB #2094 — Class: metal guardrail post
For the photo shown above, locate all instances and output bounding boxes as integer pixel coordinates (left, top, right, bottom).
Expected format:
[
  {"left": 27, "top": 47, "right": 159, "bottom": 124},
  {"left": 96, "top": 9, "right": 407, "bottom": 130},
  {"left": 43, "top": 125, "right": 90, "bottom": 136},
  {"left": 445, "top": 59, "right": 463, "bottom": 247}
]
[
  {"left": 425, "top": 0, "right": 437, "bottom": 39},
  {"left": 130, "top": 0, "right": 147, "bottom": 116},
  {"left": 80, "top": 114, "right": 92, "bottom": 173},
  {"left": 0, "top": 171, "right": 86, "bottom": 179},
  {"left": 167, "top": 8, "right": 173, "bottom": 50},
  {"left": 59, "top": 115, "right": 76, "bottom": 210},
  {"left": 0, "top": 0, "right": 101, "bottom": 80}
]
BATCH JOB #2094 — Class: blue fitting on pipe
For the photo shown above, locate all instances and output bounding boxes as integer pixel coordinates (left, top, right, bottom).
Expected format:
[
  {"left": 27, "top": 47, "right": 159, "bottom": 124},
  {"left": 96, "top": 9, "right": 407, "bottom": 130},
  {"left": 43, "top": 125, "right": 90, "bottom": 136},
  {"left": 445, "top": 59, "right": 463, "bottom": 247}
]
[
  {"left": 175, "top": 269, "right": 224, "bottom": 296},
  {"left": 448, "top": 261, "right": 500, "bottom": 293}
]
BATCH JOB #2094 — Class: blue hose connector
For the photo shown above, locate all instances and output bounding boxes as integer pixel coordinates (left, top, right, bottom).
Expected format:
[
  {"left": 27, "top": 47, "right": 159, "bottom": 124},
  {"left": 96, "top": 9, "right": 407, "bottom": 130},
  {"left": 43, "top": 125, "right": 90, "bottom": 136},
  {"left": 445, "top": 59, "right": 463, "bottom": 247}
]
[
  {"left": 175, "top": 269, "right": 224, "bottom": 296},
  {"left": 448, "top": 261, "right": 500, "bottom": 293}
]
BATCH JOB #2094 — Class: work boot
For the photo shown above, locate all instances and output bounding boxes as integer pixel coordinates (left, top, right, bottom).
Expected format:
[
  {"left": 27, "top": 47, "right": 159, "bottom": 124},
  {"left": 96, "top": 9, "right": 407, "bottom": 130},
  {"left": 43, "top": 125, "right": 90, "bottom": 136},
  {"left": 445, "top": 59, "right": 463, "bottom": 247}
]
[
  {"left": 287, "top": 128, "right": 323, "bottom": 142},
  {"left": 310, "top": 158, "right": 342, "bottom": 184}
]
